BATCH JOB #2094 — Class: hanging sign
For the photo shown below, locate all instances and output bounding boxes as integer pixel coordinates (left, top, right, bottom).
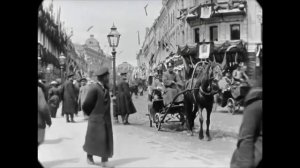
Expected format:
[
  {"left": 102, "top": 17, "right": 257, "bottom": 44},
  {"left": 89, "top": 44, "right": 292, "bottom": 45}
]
[
  {"left": 200, "top": 6, "right": 212, "bottom": 19},
  {"left": 199, "top": 44, "right": 210, "bottom": 59}
]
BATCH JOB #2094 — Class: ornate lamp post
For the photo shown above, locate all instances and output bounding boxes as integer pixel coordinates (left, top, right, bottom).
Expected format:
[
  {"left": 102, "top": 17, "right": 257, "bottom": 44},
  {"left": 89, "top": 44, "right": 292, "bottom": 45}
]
[
  {"left": 107, "top": 23, "right": 121, "bottom": 122},
  {"left": 59, "top": 52, "right": 66, "bottom": 83}
]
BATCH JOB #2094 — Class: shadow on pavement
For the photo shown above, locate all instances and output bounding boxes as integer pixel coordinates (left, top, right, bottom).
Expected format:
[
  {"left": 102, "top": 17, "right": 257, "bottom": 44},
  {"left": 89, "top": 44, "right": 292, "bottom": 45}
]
[
  {"left": 95, "top": 157, "right": 147, "bottom": 167},
  {"left": 43, "top": 137, "right": 72, "bottom": 145},
  {"left": 41, "top": 158, "right": 79, "bottom": 168}
]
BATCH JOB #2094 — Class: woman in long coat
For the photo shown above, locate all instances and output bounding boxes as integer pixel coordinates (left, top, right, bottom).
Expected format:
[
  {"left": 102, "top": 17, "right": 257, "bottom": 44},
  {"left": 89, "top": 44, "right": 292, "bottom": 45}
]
[
  {"left": 116, "top": 72, "right": 137, "bottom": 125},
  {"left": 82, "top": 67, "right": 113, "bottom": 166}
]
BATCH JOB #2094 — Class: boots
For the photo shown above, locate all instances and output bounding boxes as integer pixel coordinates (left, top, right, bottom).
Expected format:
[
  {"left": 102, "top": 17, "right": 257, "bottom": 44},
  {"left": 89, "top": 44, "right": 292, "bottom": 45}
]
[
  {"left": 87, "top": 154, "right": 94, "bottom": 165},
  {"left": 123, "top": 114, "right": 130, "bottom": 125},
  {"left": 66, "top": 114, "right": 70, "bottom": 123},
  {"left": 70, "top": 114, "right": 75, "bottom": 123}
]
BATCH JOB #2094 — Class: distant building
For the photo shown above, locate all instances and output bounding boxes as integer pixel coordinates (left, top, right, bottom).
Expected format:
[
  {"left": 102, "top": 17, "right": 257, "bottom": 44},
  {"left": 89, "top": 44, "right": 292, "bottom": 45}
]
[
  {"left": 137, "top": 0, "right": 262, "bottom": 79},
  {"left": 74, "top": 34, "right": 113, "bottom": 81}
]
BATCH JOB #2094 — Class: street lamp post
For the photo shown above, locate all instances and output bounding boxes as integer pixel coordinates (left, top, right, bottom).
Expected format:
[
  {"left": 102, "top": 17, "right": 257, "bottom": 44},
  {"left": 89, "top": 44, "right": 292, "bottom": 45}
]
[
  {"left": 107, "top": 23, "right": 121, "bottom": 122},
  {"left": 59, "top": 53, "right": 66, "bottom": 83}
]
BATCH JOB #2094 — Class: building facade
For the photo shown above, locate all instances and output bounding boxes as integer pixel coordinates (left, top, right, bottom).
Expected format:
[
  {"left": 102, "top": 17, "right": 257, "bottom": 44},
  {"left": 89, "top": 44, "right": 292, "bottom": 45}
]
[
  {"left": 137, "top": 0, "right": 262, "bottom": 79},
  {"left": 74, "top": 34, "right": 113, "bottom": 82}
]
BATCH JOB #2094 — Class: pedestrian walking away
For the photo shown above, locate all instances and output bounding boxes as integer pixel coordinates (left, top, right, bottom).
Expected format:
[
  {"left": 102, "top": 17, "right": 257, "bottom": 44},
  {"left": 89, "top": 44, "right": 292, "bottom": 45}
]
[
  {"left": 61, "top": 73, "right": 77, "bottom": 123},
  {"left": 82, "top": 67, "right": 114, "bottom": 168},
  {"left": 116, "top": 71, "right": 137, "bottom": 125},
  {"left": 48, "top": 81, "right": 61, "bottom": 118},
  {"left": 78, "top": 77, "right": 89, "bottom": 120}
]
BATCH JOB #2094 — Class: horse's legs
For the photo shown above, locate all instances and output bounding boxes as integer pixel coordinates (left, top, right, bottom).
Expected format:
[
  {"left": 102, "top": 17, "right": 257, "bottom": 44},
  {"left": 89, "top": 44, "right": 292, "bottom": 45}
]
[
  {"left": 205, "top": 106, "right": 212, "bottom": 141},
  {"left": 184, "top": 95, "right": 194, "bottom": 136},
  {"left": 199, "top": 108, "right": 204, "bottom": 140}
]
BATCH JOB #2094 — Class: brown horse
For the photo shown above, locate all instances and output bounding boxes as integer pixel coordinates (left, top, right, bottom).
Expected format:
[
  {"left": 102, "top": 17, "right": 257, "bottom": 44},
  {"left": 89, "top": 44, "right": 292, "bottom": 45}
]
[{"left": 183, "top": 60, "right": 223, "bottom": 141}]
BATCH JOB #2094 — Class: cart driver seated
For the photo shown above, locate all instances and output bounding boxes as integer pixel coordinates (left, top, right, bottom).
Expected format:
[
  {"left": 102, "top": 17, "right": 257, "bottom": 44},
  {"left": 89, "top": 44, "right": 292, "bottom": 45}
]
[
  {"left": 162, "top": 61, "right": 184, "bottom": 106},
  {"left": 219, "top": 69, "right": 234, "bottom": 93},
  {"left": 149, "top": 71, "right": 164, "bottom": 100},
  {"left": 233, "top": 64, "right": 249, "bottom": 84}
]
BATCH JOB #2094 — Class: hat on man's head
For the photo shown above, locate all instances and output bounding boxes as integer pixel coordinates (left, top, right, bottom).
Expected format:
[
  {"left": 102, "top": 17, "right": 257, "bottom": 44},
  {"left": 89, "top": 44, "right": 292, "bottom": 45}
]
[
  {"left": 95, "top": 67, "right": 109, "bottom": 77},
  {"left": 50, "top": 81, "right": 58, "bottom": 85},
  {"left": 120, "top": 69, "right": 127, "bottom": 76},
  {"left": 79, "top": 77, "right": 87, "bottom": 82},
  {"left": 68, "top": 73, "right": 74, "bottom": 78},
  {"left": 167, "top": 60, "right": 174, "bottom": 68}
]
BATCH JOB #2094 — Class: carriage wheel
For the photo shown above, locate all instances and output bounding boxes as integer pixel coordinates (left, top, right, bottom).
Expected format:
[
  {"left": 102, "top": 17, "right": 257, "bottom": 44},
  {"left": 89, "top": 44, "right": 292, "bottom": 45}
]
[
  {"left": 154, "top": 113, "right": 160, "bottom": 128},
  {"left": 234, "top": 103, "right": 241, "bottom": 114},
  {"left": 227, "top": 98, "right": 235, "bottom": 114},
  {"left": 157, "top": 112, "right": 168, "bottom": 131}
]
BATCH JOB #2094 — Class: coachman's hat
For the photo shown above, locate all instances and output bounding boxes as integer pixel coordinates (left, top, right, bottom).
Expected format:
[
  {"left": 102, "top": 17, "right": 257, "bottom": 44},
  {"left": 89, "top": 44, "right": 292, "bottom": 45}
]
[
  {"left": 95, "top": 67, "right": 109, "bottom": 77},
  {"left": 120, "top": 69, "right": 127, "bottom": 76}
]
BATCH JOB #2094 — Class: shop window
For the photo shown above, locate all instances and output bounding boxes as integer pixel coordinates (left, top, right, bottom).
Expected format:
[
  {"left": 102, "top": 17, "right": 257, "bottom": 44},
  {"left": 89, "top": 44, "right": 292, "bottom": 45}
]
[
  {"left": 210, "top": 26, "right": 218, "bottom": 41},
  {"left": 230, "top": 24, "right": 240, "bottom": 40},
  {"left": 194, "top": 28, "right": 199, "bottom": 43}
]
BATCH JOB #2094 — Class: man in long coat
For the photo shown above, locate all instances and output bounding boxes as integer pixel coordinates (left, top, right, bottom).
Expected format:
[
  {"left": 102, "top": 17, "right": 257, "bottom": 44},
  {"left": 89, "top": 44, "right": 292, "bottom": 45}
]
[
  {"left": 162, "top": 61, "right": 184, "bottom": 105},
  {"left": 61, "top": 73, "right": 77, "bottom": 123},
  {"left": 78, "top": 78, "right": 89, "bottom": 120},
  {"left": 116, "top": 71, "right": 137, "bottom": 125},
  {"left": 82, "top": 67, "right": 114, "bottom": 167}
]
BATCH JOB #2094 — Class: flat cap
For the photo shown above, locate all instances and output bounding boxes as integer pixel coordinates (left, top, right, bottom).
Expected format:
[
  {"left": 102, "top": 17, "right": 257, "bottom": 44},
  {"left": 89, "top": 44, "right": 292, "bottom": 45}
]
[
  {"left": 79, "top": 78, "right": 87, "bottom": 82},
  {"left": 95, "top": 67, "right": 109, "bottom": 76}
]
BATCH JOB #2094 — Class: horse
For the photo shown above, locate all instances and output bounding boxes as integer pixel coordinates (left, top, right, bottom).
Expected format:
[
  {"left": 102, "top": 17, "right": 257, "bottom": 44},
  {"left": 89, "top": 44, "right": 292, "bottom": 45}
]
[{"left": 183, "top": 59, "right": 223, "bottom": 141}]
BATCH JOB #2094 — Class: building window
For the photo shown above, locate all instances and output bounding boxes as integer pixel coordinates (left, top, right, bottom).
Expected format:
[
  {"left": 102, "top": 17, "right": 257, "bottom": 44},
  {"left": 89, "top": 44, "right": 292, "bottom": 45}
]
[
  {"left": 230, "top": 24, "right": 240, "bottom": 40},
  {"left": 210, "top": 26, "right": 218, "bottom": 41},
  {"left": 194, "top": 28, "right": 199, "bottom": 43}
]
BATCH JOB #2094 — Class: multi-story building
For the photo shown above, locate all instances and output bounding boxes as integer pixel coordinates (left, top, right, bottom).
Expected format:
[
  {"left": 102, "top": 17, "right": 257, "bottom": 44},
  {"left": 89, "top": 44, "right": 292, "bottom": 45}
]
[
  {"left": 74, "top": 34, "right": 113, "bottom": 81},
  {"left": 137, "top": 0, "right": 262, "bottom": 79}
]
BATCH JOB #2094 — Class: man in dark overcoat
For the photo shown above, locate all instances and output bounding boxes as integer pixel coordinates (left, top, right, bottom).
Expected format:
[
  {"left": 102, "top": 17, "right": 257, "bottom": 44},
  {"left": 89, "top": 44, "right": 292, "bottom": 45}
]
[
  {"left": 82, "top": 67, "right": 114, "bottom": 167},
  {"left": 162, "top": 61, "right": 184, "bottom": 105},
  {"left": 116, "top": 71, "right": 137, "bottom": 125},
  {"left": 61, "top": 73, "right": 77, "bottom": 123},
  {"left": 230, "top": 75, "right": 262, "bottom": 168}
]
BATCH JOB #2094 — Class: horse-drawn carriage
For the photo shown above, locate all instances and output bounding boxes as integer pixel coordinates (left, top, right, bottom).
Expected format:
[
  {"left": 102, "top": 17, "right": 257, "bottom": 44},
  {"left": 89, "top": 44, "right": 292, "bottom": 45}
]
[
  {"left": 216, "top": 80, "right": 251, "bottom": 114},
  {"left": 146, "top": 60, "right": 186, "bottom": 130},
  {"left": 145, "top": 40, "right": 250, "bottom": 140},
  {"left": 147, "top": 87, "right": 185, "bottom": 130},
  {"left": 212, "top": 40, "right": 251, "bottom": 114}
]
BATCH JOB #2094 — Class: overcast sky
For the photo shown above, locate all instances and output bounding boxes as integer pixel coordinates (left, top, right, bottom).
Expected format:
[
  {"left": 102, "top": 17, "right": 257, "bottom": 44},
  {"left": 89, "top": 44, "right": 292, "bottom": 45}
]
[{"left": 42, "top": 0, "right": 163, "bottom": 66}]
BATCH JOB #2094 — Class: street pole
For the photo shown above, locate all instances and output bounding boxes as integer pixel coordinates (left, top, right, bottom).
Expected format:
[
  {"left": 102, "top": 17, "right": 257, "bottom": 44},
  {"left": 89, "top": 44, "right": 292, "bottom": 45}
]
[
  {"left": 60, "top": 65, "right": 64, "bottom": 83},
  {"left": 112, "top": 47, "right": 117, "bottom": 121}
]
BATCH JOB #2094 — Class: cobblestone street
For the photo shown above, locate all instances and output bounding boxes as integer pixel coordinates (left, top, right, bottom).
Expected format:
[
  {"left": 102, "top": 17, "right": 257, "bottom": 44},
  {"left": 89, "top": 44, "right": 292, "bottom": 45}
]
[{"left": 39, "top": 93, "right": 242, "bottom": 168}]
